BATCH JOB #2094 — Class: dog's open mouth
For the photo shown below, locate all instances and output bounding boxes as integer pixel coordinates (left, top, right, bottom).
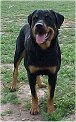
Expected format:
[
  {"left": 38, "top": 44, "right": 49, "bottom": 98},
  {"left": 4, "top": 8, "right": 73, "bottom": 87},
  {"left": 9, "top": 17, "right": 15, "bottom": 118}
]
[{"left": 36, "top": 32, "right": 50, "bottom": 44}]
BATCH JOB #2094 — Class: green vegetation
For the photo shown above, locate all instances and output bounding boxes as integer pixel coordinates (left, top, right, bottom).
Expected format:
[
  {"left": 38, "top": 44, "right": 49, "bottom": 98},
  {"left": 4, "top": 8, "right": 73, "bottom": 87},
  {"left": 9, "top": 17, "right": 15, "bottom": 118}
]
[{"left": 1, "top": 109, "right": 13, "bottom": 116}]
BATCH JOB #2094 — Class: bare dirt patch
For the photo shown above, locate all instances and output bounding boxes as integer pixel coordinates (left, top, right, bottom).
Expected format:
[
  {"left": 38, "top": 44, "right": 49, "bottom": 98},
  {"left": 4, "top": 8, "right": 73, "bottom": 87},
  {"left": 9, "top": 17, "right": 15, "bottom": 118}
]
[
  {"left": 1, "top": 80, "right": 47, "bottom": 121},
  {"left": 62, "top": 19, "right": 74, "bottom": 28},
  {"left": 1, "top": 64, "right": 47, "bottom": 121},
  {"left": 1, "top": 103, "right": 43, "bottom": 121}
]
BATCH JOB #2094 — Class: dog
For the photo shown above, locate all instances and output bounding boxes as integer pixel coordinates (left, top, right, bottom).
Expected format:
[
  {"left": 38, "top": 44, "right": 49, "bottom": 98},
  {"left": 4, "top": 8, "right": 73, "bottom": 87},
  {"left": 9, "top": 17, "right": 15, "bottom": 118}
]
[{"left": 10, "top": 10, "right": 64, "bottom": 115}]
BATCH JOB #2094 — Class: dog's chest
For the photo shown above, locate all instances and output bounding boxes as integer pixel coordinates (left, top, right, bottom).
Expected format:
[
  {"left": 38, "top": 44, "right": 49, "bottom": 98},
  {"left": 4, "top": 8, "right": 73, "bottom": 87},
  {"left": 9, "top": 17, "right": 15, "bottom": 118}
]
[
  {"left": 25, "top": 43, "right": 58, "bottom": 67},
  {"left": 32, "top": 50, "right": 56, "bottom": 66}
]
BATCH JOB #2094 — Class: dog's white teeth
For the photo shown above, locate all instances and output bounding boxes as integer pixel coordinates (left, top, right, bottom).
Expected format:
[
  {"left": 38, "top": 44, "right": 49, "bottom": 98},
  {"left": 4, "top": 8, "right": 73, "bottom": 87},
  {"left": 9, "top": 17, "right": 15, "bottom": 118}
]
[
  {"left": 45, "top": 33, "right": 48, "bottom": 37},
  {"left": 45, "top": 33, "right": 49, "bottom": 39}
]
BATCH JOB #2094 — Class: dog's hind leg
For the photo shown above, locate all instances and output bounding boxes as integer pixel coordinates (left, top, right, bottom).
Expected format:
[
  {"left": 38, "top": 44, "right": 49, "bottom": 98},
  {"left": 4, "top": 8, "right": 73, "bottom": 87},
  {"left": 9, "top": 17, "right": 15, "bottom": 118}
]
[
  {"left": 36, "top": 76, "right": 46, "bottom": 88},
  {"left": 10, "top": 28, "right": 25, "bottom": 92},
  {"left": 10, "top": 50, "right": 24, "bottom": 92}
]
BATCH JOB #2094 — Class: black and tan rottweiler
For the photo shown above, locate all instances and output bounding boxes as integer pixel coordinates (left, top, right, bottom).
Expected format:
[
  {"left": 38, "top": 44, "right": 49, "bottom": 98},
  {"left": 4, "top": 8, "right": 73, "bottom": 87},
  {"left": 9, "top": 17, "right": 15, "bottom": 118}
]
[{"left": 10, "top": 10, "right": 64, "bottom": 115}]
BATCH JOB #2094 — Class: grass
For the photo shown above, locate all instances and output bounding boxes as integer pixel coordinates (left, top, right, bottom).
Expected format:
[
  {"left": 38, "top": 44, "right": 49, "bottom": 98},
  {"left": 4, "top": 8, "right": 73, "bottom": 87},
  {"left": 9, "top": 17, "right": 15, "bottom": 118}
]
[
  {"left": 1, "top": 1, "right": 75, "bottom": 63},
  {"left": 1, "top": 109, "right": 13, "bottom": 116},
  {"left": 1, "top": 0, "right": 75, "bottom": 121},
  {"left": 1, "top": 84, "right": 21, "bottom": 104}
]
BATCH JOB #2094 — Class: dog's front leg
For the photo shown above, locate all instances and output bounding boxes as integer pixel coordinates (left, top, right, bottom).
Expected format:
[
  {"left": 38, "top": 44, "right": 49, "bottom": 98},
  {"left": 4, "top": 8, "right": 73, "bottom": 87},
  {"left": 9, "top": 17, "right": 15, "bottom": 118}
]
[
  {"left": 47, "top": 73, "right": 57, "bottom": 114},
  {"left": 28, "top": 73, "right": 39, "bottom": 115}
]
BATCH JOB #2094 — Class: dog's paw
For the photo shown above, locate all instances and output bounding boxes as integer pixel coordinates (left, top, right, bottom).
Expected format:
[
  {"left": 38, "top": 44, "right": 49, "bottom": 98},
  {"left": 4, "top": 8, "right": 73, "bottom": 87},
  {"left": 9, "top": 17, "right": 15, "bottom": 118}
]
[
  {"left": 47, "top": 101, "right": 55, "bottom": 114},
  {"left": 30, "top": 106, "right": 39, "bottom": 115},
  {"left": 10, "top": 87, "right": 16, "bottom": 92},
  {"left": 10, "top": 81, "right": 17, "bottom": 92},
  {"left": 47, "top": 105, "right": 55, "bottom": 114},
  {"left": 47, "top": 98, "right": 55, "bottom": 114}
]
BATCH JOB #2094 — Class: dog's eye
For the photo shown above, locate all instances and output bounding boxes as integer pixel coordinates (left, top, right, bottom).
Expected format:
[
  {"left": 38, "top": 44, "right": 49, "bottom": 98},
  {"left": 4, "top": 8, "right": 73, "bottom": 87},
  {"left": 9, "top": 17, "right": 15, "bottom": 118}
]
[
  {"left": 33, "top": 15, "right": 39, "bottom": 20},
  {"left": 45, "top": 14, "right": 50, "bottom": 19}
]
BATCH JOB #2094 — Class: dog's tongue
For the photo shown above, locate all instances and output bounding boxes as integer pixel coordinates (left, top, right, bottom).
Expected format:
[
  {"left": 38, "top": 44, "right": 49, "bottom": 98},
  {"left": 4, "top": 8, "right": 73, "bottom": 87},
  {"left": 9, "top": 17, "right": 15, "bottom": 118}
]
[{"left": 36, "top": 34, "right": 46, "bottom": 44}]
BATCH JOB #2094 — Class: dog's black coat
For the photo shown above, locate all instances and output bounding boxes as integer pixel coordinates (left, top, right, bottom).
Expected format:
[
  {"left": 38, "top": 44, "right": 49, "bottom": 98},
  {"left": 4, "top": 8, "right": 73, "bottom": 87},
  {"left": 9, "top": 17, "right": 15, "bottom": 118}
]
[{"left": 14, "top": 10, "right": 64, "bottom": 99}]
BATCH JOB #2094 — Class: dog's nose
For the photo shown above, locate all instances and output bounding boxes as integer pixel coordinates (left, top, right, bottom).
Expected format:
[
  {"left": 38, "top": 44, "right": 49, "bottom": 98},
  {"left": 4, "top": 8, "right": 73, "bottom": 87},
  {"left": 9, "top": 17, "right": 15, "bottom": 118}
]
[{"left": 35, "top": 23, "right": 43, "bottom": 29}]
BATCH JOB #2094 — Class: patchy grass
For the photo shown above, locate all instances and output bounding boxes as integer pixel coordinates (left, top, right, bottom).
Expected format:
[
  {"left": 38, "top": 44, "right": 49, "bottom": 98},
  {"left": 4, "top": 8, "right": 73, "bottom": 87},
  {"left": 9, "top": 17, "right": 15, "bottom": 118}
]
[
  {"left": 1, "top": 109, "right": 13, "bottom": 116},
  {"left": 1, "top": 1, "right": 75, "bottom": 121},
  {"left": 1, "top": 87, "right": 21, "bottom": 104},
  {"left": 23, "top": 102, "right": 31, "bottom": 111}
]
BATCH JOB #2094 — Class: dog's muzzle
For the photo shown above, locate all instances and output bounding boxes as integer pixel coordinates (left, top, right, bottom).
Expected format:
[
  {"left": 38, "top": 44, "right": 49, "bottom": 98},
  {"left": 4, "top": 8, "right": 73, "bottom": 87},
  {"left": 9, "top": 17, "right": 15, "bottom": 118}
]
[
  {"left": 34, "top": 20, "right": 48, "bottom": 44},
  {"left": 34, "top": 21, "right": 54, "bottom": 44},
  {"left": 35, "top": 20, "right": 46, "bottom": 34}
]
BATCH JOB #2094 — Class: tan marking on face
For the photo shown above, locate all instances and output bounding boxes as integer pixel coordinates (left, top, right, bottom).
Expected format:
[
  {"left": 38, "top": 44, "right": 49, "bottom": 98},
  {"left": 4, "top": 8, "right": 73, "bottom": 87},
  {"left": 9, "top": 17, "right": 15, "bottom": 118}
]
[
  {"left": 32, "top": 26, "right": 36, "bottom": 37},
  {"left": 40, "top": 27, "right": 55, "bottom": 49},
  {"left": 39, "top": 40, "right": 51, "bottom": 49},
  {"left": 32, "top": 25, "right": 55, "bottom": 49}
]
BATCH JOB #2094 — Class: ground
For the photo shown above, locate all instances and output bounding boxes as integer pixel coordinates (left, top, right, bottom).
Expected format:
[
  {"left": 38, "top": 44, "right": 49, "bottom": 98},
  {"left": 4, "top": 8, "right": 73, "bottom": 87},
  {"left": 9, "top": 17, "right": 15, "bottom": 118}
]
[{"left": 0, "top": 64, "right": 75, "bottom": 121}]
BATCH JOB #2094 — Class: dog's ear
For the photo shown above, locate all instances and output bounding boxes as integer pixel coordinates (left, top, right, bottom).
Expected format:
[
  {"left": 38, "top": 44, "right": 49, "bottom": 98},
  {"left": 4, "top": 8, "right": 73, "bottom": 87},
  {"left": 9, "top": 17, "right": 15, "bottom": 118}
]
[
  {"left": 50, "top": 10, "right": 64, "bottom": 29},
  {"left": 28, "top": 10, "right": 37, "bottom": 27}
]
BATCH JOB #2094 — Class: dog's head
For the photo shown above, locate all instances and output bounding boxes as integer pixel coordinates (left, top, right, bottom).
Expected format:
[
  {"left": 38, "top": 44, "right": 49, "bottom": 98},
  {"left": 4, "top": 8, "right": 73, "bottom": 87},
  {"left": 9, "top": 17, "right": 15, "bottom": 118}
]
[{"left": 28, "top": 10, "right": 64, "bottom": 49}]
